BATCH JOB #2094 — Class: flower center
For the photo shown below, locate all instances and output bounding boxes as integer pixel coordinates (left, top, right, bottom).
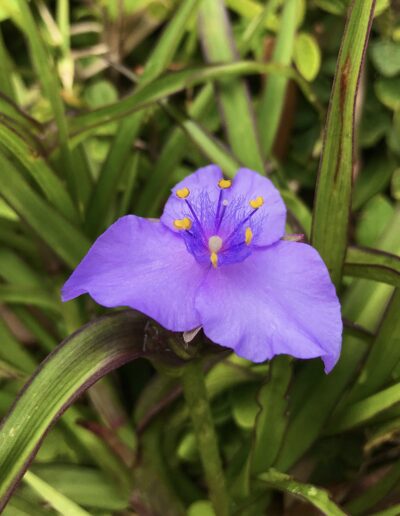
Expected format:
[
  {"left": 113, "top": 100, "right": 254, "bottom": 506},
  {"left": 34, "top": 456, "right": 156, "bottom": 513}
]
[
  {"left": 208, "top": 235, "right": 223, "bottom": 253},
  {"left": 172, "top": 179, "right": 264, "bottom": 268}
]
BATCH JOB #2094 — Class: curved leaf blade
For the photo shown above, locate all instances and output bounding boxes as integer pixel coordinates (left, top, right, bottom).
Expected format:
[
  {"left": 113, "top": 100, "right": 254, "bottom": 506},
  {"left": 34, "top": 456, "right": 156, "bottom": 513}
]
[
  {"left": 329, "top": 380, "right": 400, "bottom": 433},
  {"left": 0, "top": 153, "right": 89, "bottom": 268},
  {"left": 0, "top": 310, "right": 151, "bottom": 511},
  {"left": 199, "top": 0, "right": 264, "bottom": 172},
  {"left": 22, "top": 471, "right": 90, "bottom": 516},
  {"left": 344, "top": 246, "right": 400, "bottom": 287},
  {"left": 69, "top": 61, "right": 319, "bottom": 142},
  {"left": 259, "top": 469, "right": 346, "bottom": 516}
]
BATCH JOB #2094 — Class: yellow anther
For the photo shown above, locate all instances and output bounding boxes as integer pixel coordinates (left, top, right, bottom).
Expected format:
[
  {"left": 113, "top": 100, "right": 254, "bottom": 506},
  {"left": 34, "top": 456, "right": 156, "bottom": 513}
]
[
  {"left": 173, "top": 217, "right": 192, "bottom": 230},
  {"left": 245, "top": 227, "right": 253, "bottom": 245},
  {"left": 210, "top": 252, "right": 218, "bottom": 268},
  {"left": 176, "top": 187, "right": 190, "bottom": 199},
  {"left": 249, "top": 196, "right": 264, "bottom": 209},
  {"left": 218, "top": 179, "right": 232, "bottom": 189}
]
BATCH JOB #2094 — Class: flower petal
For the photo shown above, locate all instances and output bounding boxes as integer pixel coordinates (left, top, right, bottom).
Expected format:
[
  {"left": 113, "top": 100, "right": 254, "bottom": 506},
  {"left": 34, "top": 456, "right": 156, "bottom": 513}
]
[
  {"left": 62, "top": 216, "right": 207, "bottom": 331},
  {"left": 230, "top": 168, "right": 286, "bottom": 246},
  {"left": 195, "top": 241, "right": 342, "bottom": 372},
  {"left": 161, "top": 164, "right": 223, "bottom": 231}
]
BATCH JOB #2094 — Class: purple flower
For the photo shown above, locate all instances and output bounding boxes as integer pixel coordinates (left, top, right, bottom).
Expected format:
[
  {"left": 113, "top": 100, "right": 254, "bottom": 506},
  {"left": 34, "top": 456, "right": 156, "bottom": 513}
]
[{"left": 62, "top": 166, "right": 342, "bottom": 372}]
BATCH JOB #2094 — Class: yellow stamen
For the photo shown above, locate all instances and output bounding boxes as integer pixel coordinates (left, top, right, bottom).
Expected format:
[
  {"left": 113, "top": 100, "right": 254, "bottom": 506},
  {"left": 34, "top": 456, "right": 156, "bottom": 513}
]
[
  {"left": 218, "top": 179, "right": 232, "bottom": 189},
  {"left": 176, "top": 187, "right": 190, "bottom": 199},
  {"left": 173, "top": 217, "right": 192, "bottom": 230},
  {"left": 249, "top": 196, "right": 264, "bottom": 209},
  {"left": 210, "top": 251, "right": 218, "bottom": 268},
  {"left": 245, "top": 227, "right": 253, "bottom": 245}
]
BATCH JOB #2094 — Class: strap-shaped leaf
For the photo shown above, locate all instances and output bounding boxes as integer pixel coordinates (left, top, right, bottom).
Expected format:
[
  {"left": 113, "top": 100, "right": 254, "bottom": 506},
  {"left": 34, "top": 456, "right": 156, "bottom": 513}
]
[
  {"left": 0, "top": 310, "right": 160, "bottom": 511},
  {"left": 199, "top": 0, "right": 264, "bottom": 172},
  {"left": 346, "top": 288, "right": 400, "bottom": 401},
  {"left": 84, "top": 0, "right": 202, "bottom": 237},
  {"left": 329, "top": 379, "right": 400, "bottom": 433},
  {"left": 69, "top": 61, "right": 318, "bottom": 142},
  {"left": 0, "top": 153, "right": 90, "bottom": 268},
  {"left": 344, "top": 246, "right": 400, "bottom": 287},
  {"left": 311, "top": 0, "right": 376, "bottom": 287},
  {"left": 259, "top": 469, "right": 346, "bottom": 515},
  {"left": 0, "top": 123, "right": 79, "bottom": 224}
]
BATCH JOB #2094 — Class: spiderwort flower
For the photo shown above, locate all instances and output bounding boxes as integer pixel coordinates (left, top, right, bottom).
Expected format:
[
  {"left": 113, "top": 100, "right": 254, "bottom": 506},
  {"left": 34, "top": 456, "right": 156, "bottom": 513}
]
[{"left": 62, "top": 166, "right": 342, "bottom": 372}]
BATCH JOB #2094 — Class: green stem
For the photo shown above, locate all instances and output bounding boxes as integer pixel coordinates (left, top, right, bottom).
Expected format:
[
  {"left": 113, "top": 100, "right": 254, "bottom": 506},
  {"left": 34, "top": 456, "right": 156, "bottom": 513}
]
[{"left": 181, "top": 359, "right": 231, "bottom": 516}]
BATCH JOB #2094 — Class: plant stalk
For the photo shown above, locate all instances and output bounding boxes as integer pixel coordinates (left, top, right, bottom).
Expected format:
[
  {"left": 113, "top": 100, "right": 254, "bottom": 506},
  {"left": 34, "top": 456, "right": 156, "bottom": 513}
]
[{"left": 181, "top": 359, "right": 231, "bottom": 516}]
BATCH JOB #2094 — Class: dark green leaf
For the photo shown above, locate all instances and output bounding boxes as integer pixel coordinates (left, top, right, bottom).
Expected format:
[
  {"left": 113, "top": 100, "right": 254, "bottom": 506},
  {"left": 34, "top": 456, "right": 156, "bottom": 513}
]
[
  {"left": 311, "top": 0, "right": 376, "bottom": 286},
  {"left": 199, "top": 0, "right": 264, "bottom": 172},
  {"left": 0, "top": 311, "right": 150, "bottom": 510},
  {"left": 0, "top": 153, "right": 90, "bottom": 268},
  {"left": 259, "top": 469, "right": 346, "bottom": 515},
  {"left": 344, "top": 246, "right": 400, "bottom": 287}
]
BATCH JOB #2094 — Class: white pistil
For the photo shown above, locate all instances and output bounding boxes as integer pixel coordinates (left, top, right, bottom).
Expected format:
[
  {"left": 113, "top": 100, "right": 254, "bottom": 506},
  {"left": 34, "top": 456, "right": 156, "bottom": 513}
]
[{"left": 208, "top": 235, "right": 223, "bottom": 253}]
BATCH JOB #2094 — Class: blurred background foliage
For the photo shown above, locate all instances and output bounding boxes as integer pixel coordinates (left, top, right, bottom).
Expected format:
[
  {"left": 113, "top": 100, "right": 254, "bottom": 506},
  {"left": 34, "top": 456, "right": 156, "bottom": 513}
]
[{"left": 0, "top": 0, "right": 400, "bottom": 515}]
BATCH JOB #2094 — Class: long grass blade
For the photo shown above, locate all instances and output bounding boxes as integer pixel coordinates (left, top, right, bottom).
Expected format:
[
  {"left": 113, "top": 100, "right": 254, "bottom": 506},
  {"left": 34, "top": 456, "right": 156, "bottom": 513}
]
[
  {"left": 311, "top": 0, "right": 376, "bottom": 287},
  {"left": 199, "top": 0, "right": 264, "bottom": 172},
  {"left": 0, "top": 311, "right": 148, "bottom": 510}
]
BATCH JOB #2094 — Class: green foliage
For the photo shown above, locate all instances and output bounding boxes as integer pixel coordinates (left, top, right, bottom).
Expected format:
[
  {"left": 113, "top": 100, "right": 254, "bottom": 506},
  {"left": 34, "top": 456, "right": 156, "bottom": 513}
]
[{"left": 0, "top": 0, "right": 399, "bottom": 514}]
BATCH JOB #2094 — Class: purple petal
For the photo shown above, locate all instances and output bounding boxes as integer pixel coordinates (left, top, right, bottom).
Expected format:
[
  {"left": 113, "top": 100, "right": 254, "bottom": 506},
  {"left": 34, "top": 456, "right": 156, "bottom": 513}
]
[
  {"left": 230, "top": 168, "right": 286, "bottom": 246},
  {"left": 62, "top": 216, "right": 207, "bottom": 331},
  {"left": 161, "top": 164, "right": 223, "bottom": 231},
  {"left": 195, "top": 241, "right": 342, "bottom": 372}
]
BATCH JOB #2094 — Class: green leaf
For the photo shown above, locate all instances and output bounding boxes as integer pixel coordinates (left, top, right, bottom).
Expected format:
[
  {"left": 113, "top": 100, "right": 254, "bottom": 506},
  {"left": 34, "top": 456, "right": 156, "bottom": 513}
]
[
  {"left": 275, "top": 334, "right": 368, "bottom": 471},
  {"left": 30, "top": 464, "right": 128, "bottom": 511},
  {"left": 258, "top": 0, "right": 299, "bottom": 157},
  {"left": 22, "top": 471, "right": 90, "bottom": 516},
  {"left": 345, "top": 460, "right": 400, "bottom": 514},
  {"left": 313, "top": 0, "right": 347, "bottom": 15},
  {"left": 84, "top": 80, "right": 118, "bottom": 108},
  {"left": 0, "top": 310, "right": 150, "bottom": 510},
  {"left": 311, "top": 0, "right": 376, "bottom": 287},
  {"left": 199, "top": 0, "right": 264, "bottom": 172},
  {"left": 329, "top": 377, "right": 400, "bottom": 433},
  {"left": 352, "top": 155, "right": 395, "bottom": 210},
  {"left": 356, "top": 195, "right": 394, "bottom": 248},
  {"left": 0, "top": 360, "right": 25, "bottom": 380},
  {"left": 0, "top": 285, "right": 61, "bottom": 313},
  {"left": 375, "top": 78, "right": 400, "bottom": 110},
  {"left": 0, "top": 153, "right": 90, "bottom": 268},
  {"left": 136, "top": 7, "right": 285, "bottom": 217},
  {"left": 187, "top": 500, "right": 215, "bottom": 516},
  {"left": 371, "top": 504, "right": 400, "bottom": 516},
  {"left": 370, "top": 40, "right": 400, "bottom": 77},
  {"left": 14, "top": 0, "right": 77, "bottom": 200},
  {"left": 0, "top": 248, "right": 42, "bottom": 288},
  {"left": 346, "top": 289, "right": 400, "bottom": 402},
  {"left": 84, "top": 0, "right": 202, "bottom": 237},
  {"left": 231, "top": 384, "right": 259, "bottom": 430},
  {"left": 251, "top": 357, "right": 292, "bottom": 475},
  {"left": 294, "top": 32, "right": 321, "bottom": 81},
  {"left": 391, "top": 168, "right": 400, "bottom": 200},
  {"left": 0, "top": 318, "right": 36, "bottom": 374},
  {"left": 0, "top": 27, "right": 15, "bottom": 99},
  {"left": 344, "top": 245, "right": 400, "bottom": 287},
  {"left": 70, "top": 61, "right": 319, "bottom": 142},
  {"left": 163, "top": 104, "right": 240, "bottom": 177},
  {"left": 259, "top": 469, "right": 346, "bottom": 515},
  {"left": 234, "top": 357, "right": 292, "bottom": 500},
  {"left": 342, "top": 206, "right": 400, "bottom": 331}
]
